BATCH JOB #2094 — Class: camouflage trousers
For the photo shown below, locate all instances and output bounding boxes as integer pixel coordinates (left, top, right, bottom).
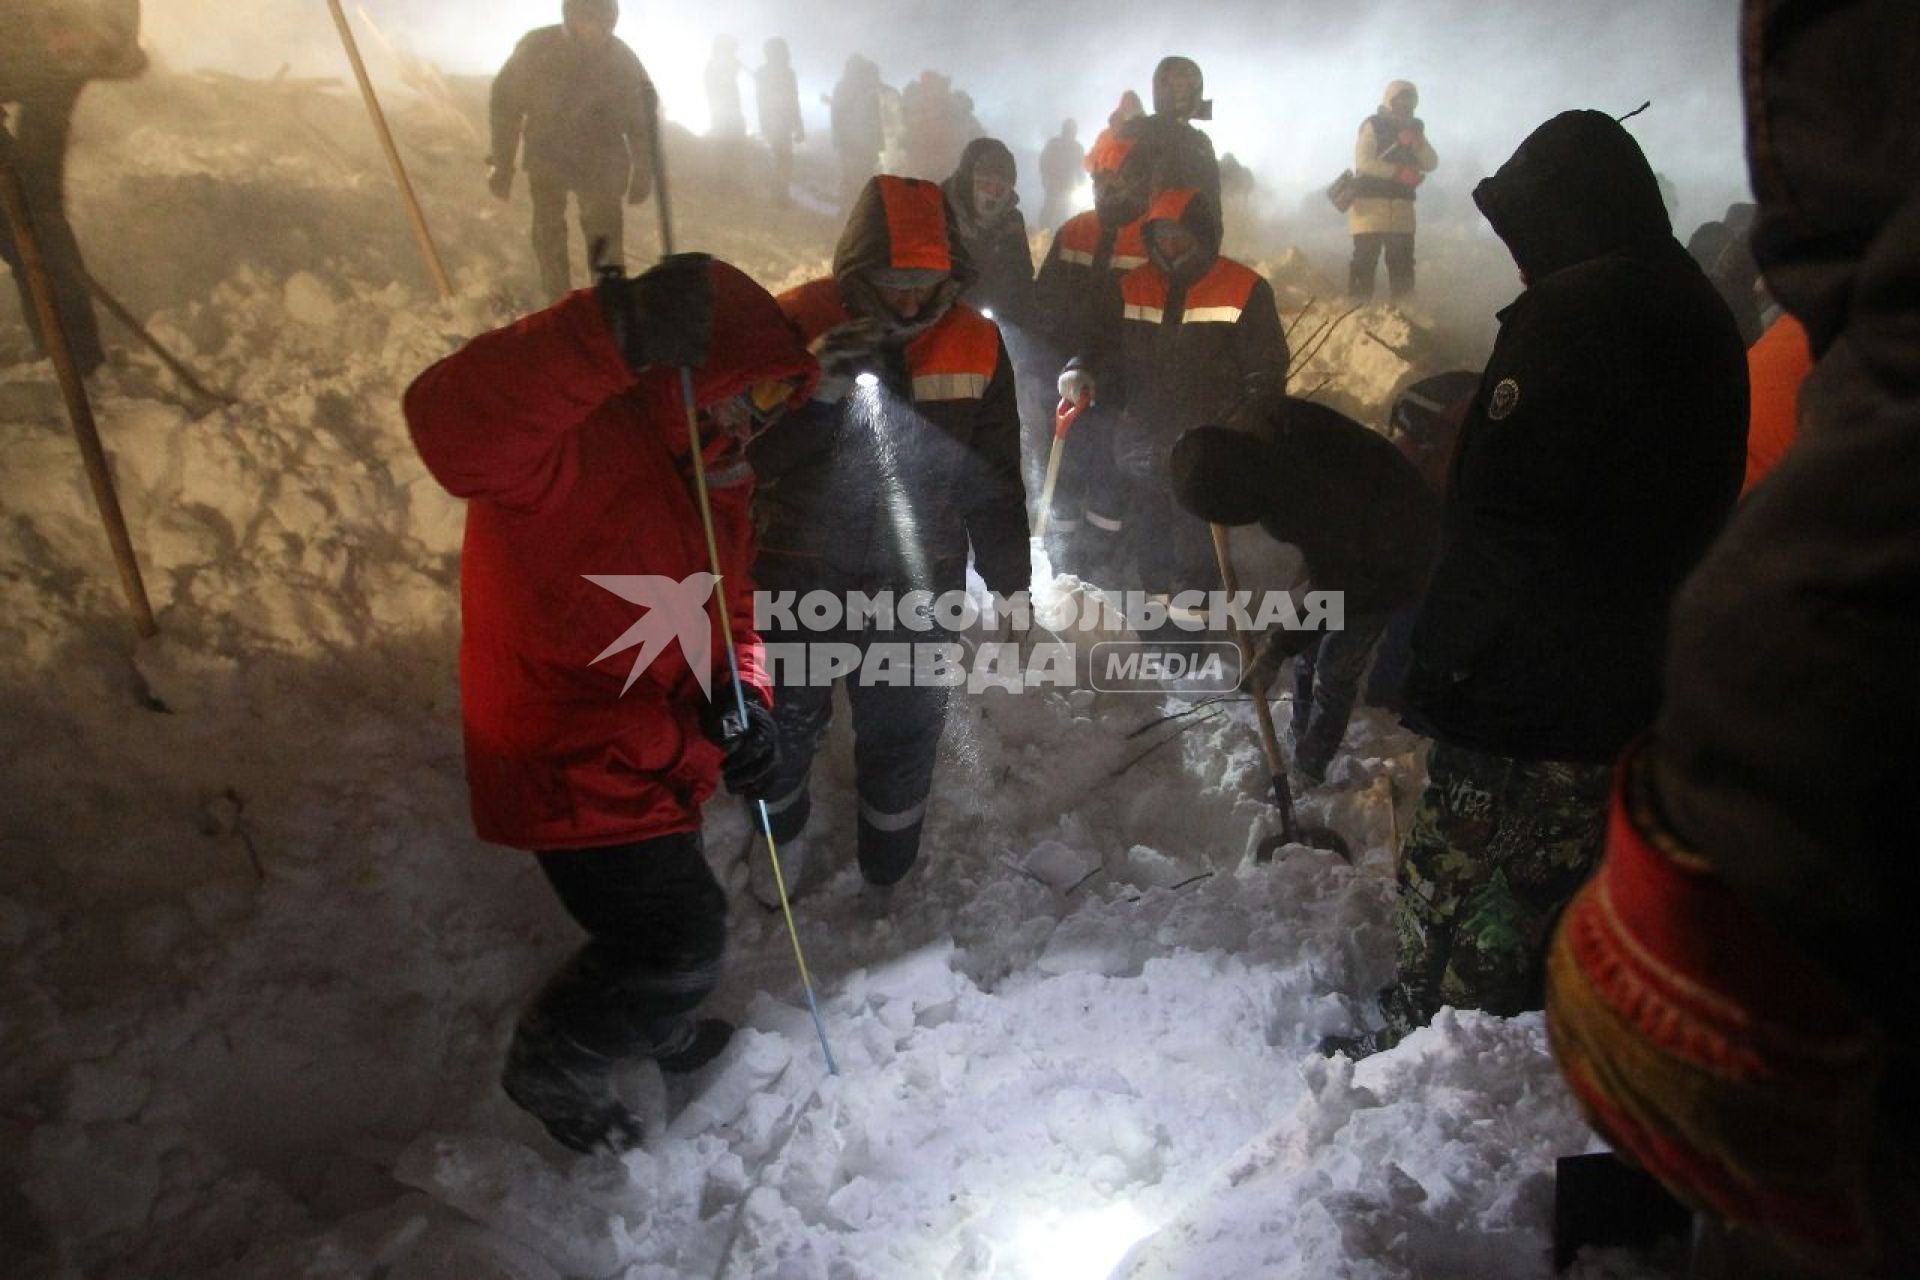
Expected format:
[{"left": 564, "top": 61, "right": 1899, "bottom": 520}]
[{"left": 1380, "top": 741, "right": 1611, "bottom": 1039}]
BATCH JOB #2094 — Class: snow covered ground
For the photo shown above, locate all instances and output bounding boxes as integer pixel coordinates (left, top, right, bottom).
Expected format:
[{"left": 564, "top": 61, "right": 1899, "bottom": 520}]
[{"left": 1, "top": 69, "right": 1669, "bottom": 1280}]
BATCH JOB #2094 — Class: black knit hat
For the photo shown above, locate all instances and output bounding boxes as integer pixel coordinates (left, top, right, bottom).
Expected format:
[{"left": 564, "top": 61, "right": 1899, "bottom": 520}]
[{"left": 1170, "top": 424, "right": 1275, "bottom": 526}]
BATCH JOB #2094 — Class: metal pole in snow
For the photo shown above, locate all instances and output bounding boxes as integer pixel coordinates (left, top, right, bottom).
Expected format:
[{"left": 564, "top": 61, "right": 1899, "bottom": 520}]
[{"left": 326, "top": 0, "right": 454, "bottom": 301}]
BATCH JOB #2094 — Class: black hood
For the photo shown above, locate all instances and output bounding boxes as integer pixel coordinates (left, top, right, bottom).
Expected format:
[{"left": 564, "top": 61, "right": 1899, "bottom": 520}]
[
  {"left": 833, "top": 175, "right": 978, "bottom": 341},
  {"left": 1473, "top": 110, "right": 1673, "bottom": 281},
  {"left": 1152, "top": 55, "right": 1211, "bottom": 122},
  {"left": 942, "top": 137, "right": 1021, "bottom": 228},
  {"left": 1143, "top": 186, "right": 1223, "bottom": 282}
]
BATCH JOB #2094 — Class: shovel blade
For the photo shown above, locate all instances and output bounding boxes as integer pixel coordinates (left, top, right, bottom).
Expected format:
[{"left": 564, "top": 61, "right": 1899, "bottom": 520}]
[{"left": 1254, "top": 824, "right": 1352, "bottom": 865}]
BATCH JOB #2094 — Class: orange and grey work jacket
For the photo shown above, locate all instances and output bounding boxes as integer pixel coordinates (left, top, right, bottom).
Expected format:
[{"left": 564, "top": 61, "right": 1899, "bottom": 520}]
[
  {"left": 1090, "top": 187, "right": 1288, "bottom": 479},
  {"left": 1033, "top": 209, "right": 1149, "bottom": 361},
  {"left": 751, "top": 176, "right": 1031, "bottom": 599}
]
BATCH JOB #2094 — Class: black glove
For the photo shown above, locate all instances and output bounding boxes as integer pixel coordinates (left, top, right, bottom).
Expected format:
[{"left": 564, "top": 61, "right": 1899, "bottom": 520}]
[
  {"left": 700, "top": 679, "right": 780, "bottom": 800},
  {"left": 806, "top": 318, "right": 888, "bottom": 402},
  {"left": 597, "top": 252, "right": 714, "bottom": 373}
]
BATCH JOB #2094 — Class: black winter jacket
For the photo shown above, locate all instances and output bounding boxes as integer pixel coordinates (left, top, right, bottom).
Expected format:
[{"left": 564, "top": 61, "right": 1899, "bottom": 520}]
[
  {"left": 1243, "top": 398, "right": 1441, "bottom": 617},
  {"left": 1088, "top": 187, "right": 1288, "bottom": 482},
  {"left": 942, "top": 139, "right": 1036, "bottom": 330},
  {"left": 1118, "top": 113, "right": 1220, "bottom": 210},
  {"left": 1406, "top": 110, "right": 1748, "bottom": 764}
]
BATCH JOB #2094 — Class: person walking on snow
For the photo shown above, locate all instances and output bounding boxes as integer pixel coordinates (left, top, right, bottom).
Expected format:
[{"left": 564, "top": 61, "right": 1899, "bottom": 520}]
[
  {"left": 755, "top": 37, "right": 805, "bottom": 208},
  {"left": 489, "top": 0, "right": 657, "bottom": 300},
  {"left": 704, "top": 35, "right": 746, "bottom": 139},
  {"left": 1347, "top": 80, "right": 1437, "bottom": 301},
  {"left": 747, "top": 175, "right": 1031, "bottom": 910},
  {"left": 0, "top": 0, "right": 147, "bottom": 377},
  {"left": 1038, "top": 118, "right": 1084, "bottom": 229},
  {"left": 403, "top": 256, "right": 818, "bottom": 1156},
  {"left": 828, "top": 54, "right": 884, "bottom": 214}
]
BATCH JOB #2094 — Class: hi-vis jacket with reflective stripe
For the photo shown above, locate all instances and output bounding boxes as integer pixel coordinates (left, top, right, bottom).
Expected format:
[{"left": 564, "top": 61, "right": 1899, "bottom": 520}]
[
  {"left": 1033, "top": 210, "right": 1149, "bottom": 359},
  {"left": 751, "top": 177, "right": 1031, "bottom": 599},
  {"left": 1092, "top": 187, "right": 1288, "bottom": 477}
]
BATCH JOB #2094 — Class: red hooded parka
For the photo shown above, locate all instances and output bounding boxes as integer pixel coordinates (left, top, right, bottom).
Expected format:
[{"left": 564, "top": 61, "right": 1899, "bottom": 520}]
[{"left": 405, "top": 264, "right": 817, "bottom": 851}]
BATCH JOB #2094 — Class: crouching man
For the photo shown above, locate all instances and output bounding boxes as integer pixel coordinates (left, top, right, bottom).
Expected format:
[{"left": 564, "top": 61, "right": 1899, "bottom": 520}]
[
  {"left": 1169, "top": 393, "right": 1440, "bottom": 785},
  {"left": 403, "top": 255, "right": 817, "bottom": 1154}
]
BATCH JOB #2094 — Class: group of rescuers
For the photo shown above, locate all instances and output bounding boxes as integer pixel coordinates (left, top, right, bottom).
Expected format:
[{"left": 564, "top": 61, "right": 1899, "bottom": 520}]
[{"left": 399, "top": 1, "right": 1916, "bottom": 1273}]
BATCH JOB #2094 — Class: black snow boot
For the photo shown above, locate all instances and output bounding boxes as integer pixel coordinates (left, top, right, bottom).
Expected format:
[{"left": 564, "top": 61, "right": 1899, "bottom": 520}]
[
  {"left": 501, "top": 1009, "right": 646, "bottom": 1155},
  {"left": 655, "top": 1017, "right": 735, "bottom": 1074}
]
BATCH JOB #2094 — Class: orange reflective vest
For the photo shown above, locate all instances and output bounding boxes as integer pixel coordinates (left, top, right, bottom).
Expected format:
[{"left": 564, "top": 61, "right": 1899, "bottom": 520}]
[
  {"left": 1119, "top": 257, "right": 1265, "bottom": 326},
  {"left": 1054, "top": 210, "right": 1148, "bottom": 273}
]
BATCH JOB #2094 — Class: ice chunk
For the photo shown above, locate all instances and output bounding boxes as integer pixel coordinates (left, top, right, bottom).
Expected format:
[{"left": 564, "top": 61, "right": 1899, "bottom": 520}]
[{"left": 391, "top": 1132, "right": 633, "bottom": 1277}]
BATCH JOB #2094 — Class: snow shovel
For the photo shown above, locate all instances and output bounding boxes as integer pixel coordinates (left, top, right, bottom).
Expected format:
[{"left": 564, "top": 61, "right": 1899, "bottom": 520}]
[
  {"left": 1032, "top": 393, "right": 1088, "bottom": 540},
  {"left": 1209, "top": 524, "right": 1351, "bottom": 864}
]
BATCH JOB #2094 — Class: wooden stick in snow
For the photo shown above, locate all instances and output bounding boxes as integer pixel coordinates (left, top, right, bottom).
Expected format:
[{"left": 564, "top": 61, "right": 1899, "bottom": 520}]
[
  {"left": 326, "top": 0, "right": 454, "bottom": 300},
  {"left": 0, "top": 144, "right": 158, "bottom": 637},
  {"left": 85, "top": 274, "right": 237, "bottom": 406}
]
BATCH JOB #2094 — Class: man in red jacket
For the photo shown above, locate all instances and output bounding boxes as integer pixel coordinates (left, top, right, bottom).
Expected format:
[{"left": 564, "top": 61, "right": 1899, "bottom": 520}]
[{"left": 404, "top": 255, "right": 817, "bottom": 1155}]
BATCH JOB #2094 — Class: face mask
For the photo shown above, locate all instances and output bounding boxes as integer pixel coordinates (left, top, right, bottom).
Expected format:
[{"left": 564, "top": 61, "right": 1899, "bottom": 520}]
[{"left": 973, "top": 175, "right": 1014, "bottom": 220}]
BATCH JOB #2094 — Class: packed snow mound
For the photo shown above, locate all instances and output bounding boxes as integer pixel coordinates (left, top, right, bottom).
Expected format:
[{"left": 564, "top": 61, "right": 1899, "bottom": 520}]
[{"left": 1, "top": 68, "right": 1660, "bottom": 1280}]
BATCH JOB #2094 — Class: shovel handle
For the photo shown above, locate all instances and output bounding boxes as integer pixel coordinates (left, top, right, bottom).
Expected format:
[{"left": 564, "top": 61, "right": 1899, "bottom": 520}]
[
  {"left": 1214, "top": 524, "right": 1341, "bottom": 859},
  {"left": 1033, "top": 433, "right": 1067, "bottom": 540},
  {"left": 1269, "top": 771, "right": 1301, "bottom": 842},
  {"left": 1034, "top": 395, "right": 1090, "bottom": 540},
  {"left": 1210, "top": 524, "right": 1287, "bottom": 776}
]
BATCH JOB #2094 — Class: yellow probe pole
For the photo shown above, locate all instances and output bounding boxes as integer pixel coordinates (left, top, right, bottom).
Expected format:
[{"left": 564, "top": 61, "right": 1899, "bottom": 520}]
[{"left": 644, "top": 94, "right": 837, "bottom": 1075}]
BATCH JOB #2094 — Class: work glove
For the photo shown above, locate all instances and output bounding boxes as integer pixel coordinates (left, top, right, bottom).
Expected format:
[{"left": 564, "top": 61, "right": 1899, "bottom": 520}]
[
  {"left": 699, "top": 679, "right": 781, "bottom": 800},
  {"left": 807, "top": 317, "right": 888, "bottom": 402},
  {"left": 597, "top": 252, "right": 714, "bottom": 372},
  {"left": 487, "top": 163, "right": 514, "bottom": 201},
  {"left": 1057, "top": 365, "right": 1097, "bottom": 408}
]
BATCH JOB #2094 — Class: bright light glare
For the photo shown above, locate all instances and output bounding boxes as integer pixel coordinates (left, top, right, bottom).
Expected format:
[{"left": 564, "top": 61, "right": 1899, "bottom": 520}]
[
  {"left": 980, "top": 307, "right": 996, "bottom": 321},
  {"left": 1009, "top": 1202, "right": 1156, "bottom": 1280},
  {"left": 855, "top": 372, "right": 880, "bottom": 389}
]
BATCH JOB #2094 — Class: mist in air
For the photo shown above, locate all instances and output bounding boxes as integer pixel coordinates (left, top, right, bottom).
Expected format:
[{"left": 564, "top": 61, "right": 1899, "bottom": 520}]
[{"left": 140, "top": 0, "right": 1749, "bottom": 230}]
